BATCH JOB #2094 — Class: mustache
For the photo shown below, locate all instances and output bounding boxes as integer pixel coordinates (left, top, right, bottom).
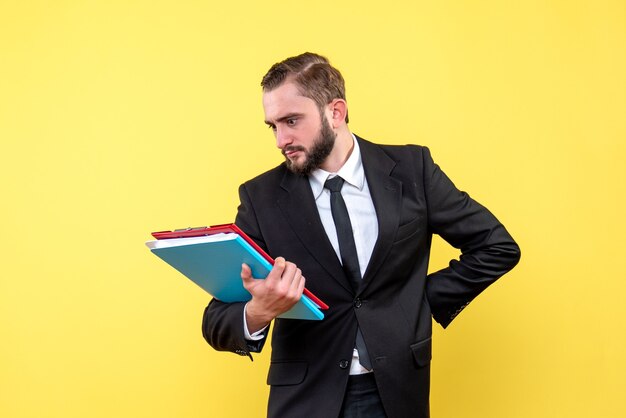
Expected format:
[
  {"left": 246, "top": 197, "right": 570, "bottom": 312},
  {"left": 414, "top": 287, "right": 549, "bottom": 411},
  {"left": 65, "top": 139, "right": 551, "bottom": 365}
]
[{"left": 282, "top": 145, "right": 306, "bottom": 156}]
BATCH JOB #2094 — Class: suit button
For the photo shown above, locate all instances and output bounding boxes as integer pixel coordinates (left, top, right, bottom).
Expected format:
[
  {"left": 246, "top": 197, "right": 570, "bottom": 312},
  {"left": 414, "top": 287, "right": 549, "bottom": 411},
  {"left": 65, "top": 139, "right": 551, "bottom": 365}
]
[
  {"left": 339, "top": 360, "right": 349, "bottom": 369},
  {"left": 354, "top": 298, "right": 362, "bottom": 308}
]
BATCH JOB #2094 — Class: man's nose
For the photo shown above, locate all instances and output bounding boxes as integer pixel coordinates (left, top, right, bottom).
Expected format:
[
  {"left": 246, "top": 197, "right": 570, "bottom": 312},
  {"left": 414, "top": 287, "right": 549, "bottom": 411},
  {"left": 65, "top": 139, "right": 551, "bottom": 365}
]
[{"left": 275, "top": 126, "right": 292, "bottom": 149}]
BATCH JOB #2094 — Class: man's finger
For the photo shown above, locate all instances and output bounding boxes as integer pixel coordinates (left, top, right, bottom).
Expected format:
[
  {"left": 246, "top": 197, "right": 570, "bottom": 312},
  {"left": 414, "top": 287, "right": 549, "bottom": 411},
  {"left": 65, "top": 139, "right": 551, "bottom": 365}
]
[
  {"left": 288, "top": 268, "right": 304, "bottom": 294},
  {"left": 281, "top": 261, "right": 298, "bottom": 283},
  {"left": 241, "top": 263, "right": 253, "bottom": 285},
  {"left": 268, "top": 257, "right": 287, "bottom": 283},
  {"left": 296, "top": 275, "right": 306, "bottom": 297}
]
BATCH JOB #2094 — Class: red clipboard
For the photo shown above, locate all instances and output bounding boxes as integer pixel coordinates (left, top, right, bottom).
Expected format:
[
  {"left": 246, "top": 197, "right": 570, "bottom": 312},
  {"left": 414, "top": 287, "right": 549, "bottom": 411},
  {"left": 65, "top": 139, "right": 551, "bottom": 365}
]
[{"left": 152, "top": 224, "right": 329, "bottom": 310}]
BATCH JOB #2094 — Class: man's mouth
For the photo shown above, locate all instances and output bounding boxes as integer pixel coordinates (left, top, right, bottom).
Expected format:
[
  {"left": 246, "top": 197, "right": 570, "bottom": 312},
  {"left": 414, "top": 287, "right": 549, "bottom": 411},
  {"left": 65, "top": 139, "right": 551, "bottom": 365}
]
[{"left": 283, "top": 146, "right": 305, "bottom": 159}]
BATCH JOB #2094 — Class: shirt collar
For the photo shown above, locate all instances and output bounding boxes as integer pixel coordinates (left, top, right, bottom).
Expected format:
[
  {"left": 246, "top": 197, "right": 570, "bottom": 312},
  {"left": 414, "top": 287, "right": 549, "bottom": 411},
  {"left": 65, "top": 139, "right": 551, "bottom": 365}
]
[{"left": 309, "top": 134, "right": 364, "bottom": 200}]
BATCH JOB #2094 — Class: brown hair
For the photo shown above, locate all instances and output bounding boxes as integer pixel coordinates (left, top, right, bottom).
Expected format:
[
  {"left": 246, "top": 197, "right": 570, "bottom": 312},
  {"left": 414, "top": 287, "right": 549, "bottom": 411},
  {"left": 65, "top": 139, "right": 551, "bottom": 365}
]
[{"left": 261, "top": 52, "right": 349, "bottom": 123}]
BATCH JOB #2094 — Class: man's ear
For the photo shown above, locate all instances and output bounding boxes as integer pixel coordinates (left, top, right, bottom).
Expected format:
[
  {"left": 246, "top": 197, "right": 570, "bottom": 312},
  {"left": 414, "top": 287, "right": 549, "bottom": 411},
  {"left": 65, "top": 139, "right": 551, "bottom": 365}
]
[{"left": 328, "top": 99, "right": 348, "bottom": 128}]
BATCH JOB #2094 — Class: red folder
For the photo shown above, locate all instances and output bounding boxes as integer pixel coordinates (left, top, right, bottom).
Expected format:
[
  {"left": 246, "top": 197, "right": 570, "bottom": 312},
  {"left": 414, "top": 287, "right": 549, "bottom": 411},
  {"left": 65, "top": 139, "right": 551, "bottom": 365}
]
[{"left": 152, "top": 224, "right": 329, "bottom": 310}]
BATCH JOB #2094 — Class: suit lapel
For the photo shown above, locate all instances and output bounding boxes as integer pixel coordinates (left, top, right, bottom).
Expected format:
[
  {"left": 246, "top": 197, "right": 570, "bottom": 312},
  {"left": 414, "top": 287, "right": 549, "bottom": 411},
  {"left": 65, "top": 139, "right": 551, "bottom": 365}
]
[
  {"left": 277, "top": 170, "right": 354, "bottom": 293},
  {"left": 357, "top": 137, "right": 402, "bottom": 291}
]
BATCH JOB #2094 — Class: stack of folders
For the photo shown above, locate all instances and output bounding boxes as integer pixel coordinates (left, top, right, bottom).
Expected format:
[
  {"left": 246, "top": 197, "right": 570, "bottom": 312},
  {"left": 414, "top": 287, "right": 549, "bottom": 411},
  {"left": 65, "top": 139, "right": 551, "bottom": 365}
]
[{"left": 146, "top": 224, "right": 327, "bottom": 320}]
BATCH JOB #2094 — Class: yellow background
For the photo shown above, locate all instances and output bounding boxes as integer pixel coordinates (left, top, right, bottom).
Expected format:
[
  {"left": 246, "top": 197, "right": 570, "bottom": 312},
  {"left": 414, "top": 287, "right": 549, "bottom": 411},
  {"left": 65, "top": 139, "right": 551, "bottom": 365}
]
[{"left": 1, "top": 1, "right": 625, "bottom": 417}]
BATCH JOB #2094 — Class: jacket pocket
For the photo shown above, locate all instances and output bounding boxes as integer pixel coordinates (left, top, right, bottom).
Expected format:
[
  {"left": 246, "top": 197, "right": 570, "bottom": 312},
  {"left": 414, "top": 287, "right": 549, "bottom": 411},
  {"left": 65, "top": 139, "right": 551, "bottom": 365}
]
[
  {"left": 267, "top": 361, "right": 308, "bottom": 386},
  {"left": 394, "top": 216, "right": 421, "bottom": 243},
  {"left": 410, "top": 337, "right": 432, "bottom": 368}
]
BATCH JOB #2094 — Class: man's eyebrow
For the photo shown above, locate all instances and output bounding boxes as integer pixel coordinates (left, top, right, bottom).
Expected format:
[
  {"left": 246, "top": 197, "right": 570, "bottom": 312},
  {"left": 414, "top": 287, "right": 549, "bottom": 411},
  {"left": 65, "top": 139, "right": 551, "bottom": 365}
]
[{"left": 264, "top": 113, "right": 304, "bottom": 125}]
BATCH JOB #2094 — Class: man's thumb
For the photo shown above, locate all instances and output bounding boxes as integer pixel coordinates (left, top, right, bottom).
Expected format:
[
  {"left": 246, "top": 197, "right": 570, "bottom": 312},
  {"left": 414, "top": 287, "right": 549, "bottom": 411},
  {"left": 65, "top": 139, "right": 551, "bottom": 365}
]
[{"left": 241, "top": 263, "right": 253, "bottom": 285}]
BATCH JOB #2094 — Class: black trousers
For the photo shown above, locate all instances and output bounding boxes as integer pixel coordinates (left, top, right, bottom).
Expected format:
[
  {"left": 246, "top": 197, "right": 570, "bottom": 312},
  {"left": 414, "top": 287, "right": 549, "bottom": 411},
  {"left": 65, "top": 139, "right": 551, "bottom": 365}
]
[{"left": 339, "top": 373, "right": 387, "bottom": 418}]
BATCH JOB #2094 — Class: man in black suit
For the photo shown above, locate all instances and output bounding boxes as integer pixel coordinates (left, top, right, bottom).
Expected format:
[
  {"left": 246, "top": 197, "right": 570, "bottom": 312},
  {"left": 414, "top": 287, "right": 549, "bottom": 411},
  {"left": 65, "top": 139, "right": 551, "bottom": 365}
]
[{"left": 202, "top": 52, "right": 520, "bottom": 418}]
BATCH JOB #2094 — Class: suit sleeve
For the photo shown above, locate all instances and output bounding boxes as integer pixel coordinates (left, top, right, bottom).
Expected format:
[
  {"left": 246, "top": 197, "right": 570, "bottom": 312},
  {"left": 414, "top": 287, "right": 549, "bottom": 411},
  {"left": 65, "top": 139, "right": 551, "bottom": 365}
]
[
  {"left": 201, "top": 184, "right": 269, "bottom": 359},
  {"left": 422, "top": 147, "right": 521, "bottom": 328}
]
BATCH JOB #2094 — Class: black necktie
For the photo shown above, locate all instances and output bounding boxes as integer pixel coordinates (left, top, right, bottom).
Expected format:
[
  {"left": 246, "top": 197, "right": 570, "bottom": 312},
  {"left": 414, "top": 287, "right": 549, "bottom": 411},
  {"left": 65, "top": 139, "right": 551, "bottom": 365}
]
[{"left": 324, "top": 176, "right": 372, "bottom": 370}]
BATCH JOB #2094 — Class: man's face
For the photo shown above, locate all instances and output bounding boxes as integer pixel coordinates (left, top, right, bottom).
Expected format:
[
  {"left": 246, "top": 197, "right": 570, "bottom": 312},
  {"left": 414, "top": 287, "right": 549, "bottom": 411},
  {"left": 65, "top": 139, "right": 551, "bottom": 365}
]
[{"left": 263, "top": 81, "right": 336, "bottom": 175}]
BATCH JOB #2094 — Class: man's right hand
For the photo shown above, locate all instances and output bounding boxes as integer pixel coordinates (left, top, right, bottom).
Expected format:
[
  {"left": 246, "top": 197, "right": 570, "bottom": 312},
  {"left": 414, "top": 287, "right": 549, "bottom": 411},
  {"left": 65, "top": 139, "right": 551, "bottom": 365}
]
[{"left": 242, "top": 257, "right": 305, "bottom": 333}]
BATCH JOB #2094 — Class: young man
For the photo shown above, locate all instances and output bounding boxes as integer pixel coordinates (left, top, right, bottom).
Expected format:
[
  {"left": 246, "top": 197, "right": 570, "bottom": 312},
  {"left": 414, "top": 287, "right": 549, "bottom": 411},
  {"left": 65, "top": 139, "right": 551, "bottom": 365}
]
[{"left": 202, "top": 52, "right": 520, "bottom": 418}]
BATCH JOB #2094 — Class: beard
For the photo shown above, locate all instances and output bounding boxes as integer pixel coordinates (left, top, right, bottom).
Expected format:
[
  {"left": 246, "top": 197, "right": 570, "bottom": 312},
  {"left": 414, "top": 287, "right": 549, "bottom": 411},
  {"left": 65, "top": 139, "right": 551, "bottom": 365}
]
[{"left": 282, "top": 116, "right": 336, "bottom": 176}]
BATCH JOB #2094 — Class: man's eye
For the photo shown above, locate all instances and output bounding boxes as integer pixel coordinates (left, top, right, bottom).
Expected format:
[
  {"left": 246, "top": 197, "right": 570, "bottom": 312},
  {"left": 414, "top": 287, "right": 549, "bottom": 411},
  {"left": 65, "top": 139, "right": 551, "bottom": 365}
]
[{"left": 287, "top": 118, "right": 297, "bottom": 126}]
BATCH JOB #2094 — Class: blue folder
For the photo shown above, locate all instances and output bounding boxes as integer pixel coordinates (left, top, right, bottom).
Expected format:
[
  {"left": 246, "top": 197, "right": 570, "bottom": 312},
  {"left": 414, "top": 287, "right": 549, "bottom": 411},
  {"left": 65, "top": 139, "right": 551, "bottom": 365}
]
[{"left": 146, "top": 234, "right": 324, "bottom": 320}]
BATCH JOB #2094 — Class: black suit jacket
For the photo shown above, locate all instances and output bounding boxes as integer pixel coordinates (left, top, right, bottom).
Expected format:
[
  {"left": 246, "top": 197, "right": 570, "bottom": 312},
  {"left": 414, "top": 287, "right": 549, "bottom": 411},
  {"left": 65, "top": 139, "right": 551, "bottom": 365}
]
[{"left": 203, "top": 136, "right": 520, "bottom": 418}]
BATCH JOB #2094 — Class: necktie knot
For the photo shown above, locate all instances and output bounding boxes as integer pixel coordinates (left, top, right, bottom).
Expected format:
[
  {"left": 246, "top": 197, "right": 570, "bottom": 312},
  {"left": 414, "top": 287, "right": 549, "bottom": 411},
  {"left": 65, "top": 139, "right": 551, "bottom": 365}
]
[{"left": 324, "top": 176, "right": 345, "bottom": 193}]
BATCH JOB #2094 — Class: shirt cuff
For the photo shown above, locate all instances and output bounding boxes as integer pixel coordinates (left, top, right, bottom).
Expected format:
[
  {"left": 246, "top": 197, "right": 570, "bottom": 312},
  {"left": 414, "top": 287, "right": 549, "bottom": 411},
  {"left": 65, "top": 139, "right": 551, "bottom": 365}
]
[{"left": 243, "top": 302, "right": 268, "bottom": 340}]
